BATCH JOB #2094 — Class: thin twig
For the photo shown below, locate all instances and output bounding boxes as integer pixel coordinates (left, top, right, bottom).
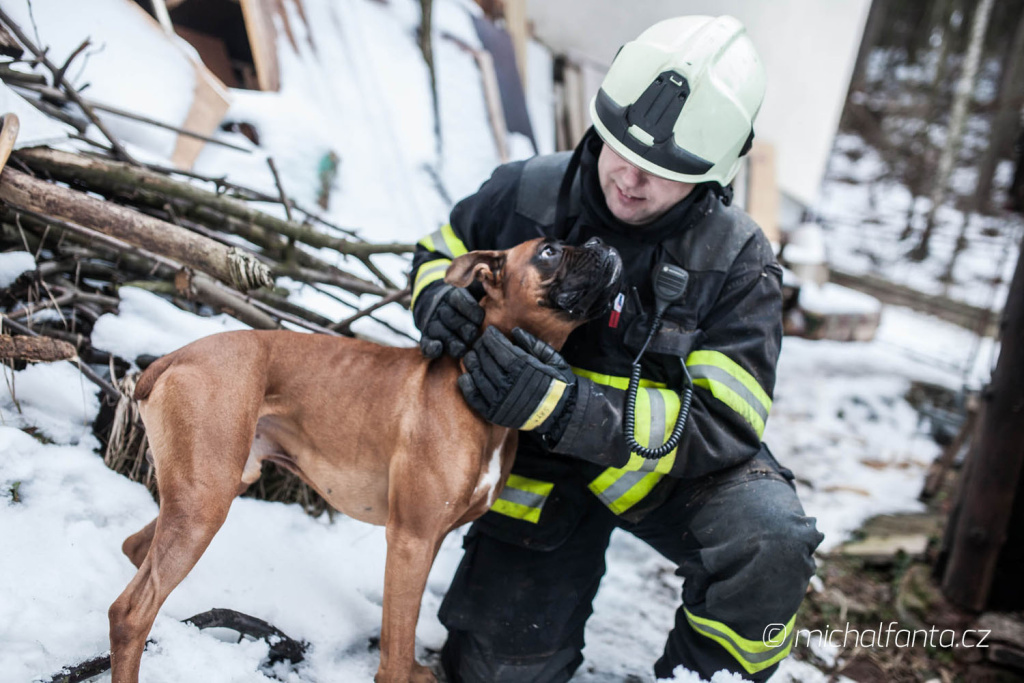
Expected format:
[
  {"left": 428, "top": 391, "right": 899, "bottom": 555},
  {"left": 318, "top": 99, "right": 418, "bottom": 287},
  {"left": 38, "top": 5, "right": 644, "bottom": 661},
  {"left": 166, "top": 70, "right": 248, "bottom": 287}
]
[
  {"left": 332, "top": 287, "right": 410, "bottom": 333},
  {"left": 13, "top": 82, "right": 252, "bottom": 153},
  {"left": 266, "top": 157, "right": 294, "bottom": 222},
  {"left": 308, "top": 283, "right": 416, "bottom": 342},
  {"left": 53, "top": 37, "right": 89, "bottom": 85},
  {"left": 247, "top": 297, "right": 340, "bottom": 336},
  {"left": 358, "top": 254, "right": 401, "bottom": 291},
  {"left": 0, "top": 6, "right": 135, "bottom": 162}
]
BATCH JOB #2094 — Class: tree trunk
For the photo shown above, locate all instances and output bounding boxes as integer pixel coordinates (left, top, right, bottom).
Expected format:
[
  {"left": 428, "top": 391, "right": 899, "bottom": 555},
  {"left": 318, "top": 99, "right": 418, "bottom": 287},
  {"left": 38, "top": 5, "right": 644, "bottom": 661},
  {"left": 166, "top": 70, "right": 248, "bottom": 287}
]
[
  {"left": 13, "top": 148, "right": 414, "bottom": 257},
  {"left": 974, "top": 5, "right": 1024, "bottom": 214},
  {"left": 912, "top": 0, "right": 995, "bottom": 261},
  {"left": 419, "top": 0, "right": 440, "bottom": 151},
  {"left": 941, "top": 231, "right": 1024, "bottom": 610},
  {"left": 900, "top": 0, "right": 957, "bottom": 241},
  {"left": 0, "top": 334, "right": 76, "bottom": 362},
  {"left": 0, "top": 166, "right": 272, "bottom": 291},
  {"left": 847, "top": 0, "right": 890, "bottom": 97}
]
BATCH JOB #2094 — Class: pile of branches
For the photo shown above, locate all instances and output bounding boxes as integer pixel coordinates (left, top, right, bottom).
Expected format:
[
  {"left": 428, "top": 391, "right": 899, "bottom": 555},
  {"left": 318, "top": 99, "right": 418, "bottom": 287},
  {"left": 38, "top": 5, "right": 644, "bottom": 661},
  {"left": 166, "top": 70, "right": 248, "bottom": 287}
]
[{"left": 0, "top": 10, "right": 414, "bottom": 516}]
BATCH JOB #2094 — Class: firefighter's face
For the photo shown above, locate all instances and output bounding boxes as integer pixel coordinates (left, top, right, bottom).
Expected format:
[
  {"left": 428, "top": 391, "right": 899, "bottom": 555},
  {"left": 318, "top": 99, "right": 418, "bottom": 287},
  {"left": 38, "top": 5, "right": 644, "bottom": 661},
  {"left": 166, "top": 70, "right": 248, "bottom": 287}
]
[{"left": 598, "top": 143, "right": 694, "bottom": 226}]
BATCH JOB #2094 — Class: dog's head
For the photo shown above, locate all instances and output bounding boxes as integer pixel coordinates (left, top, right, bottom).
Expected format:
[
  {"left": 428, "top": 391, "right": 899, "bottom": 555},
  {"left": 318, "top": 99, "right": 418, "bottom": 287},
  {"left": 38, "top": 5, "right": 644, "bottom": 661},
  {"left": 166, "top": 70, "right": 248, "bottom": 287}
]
[{"left": 445, "top": 237, "right": 623, "bottom": 349}]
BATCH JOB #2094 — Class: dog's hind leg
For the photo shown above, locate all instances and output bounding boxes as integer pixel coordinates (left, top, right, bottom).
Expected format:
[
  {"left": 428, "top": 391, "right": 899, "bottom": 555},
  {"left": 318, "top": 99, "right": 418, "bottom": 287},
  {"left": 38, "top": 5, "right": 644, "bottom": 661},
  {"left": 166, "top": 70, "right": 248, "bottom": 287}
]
[
  {"left": 121, "top": 519, "right": 156, "bottom": 569},
  {"left": 109, "top": 367, "right": 261, "bottom": 683}
]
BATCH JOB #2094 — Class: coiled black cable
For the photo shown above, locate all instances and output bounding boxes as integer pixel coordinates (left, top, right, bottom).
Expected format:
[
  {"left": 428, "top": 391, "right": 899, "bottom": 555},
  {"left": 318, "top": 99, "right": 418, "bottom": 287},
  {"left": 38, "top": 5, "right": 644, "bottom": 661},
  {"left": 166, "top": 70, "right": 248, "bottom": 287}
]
[{"left": 623, "top": 314, "right": 695, "bottom": 459}]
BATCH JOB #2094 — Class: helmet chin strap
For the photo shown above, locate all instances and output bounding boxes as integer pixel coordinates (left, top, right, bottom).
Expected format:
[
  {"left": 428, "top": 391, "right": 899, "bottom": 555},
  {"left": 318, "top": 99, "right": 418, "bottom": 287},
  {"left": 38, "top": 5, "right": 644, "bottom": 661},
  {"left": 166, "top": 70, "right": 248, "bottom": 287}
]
[{"left": 553, "top": 127, "right": 596, "bottom": 241}]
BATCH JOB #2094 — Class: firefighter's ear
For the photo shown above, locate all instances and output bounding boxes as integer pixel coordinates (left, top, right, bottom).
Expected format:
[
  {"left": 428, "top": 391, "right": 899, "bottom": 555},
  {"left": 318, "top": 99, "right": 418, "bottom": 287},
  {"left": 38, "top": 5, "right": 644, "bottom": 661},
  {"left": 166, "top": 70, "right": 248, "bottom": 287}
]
[{"left": 445, "top": 250, "right": 505, "bottom": 288}]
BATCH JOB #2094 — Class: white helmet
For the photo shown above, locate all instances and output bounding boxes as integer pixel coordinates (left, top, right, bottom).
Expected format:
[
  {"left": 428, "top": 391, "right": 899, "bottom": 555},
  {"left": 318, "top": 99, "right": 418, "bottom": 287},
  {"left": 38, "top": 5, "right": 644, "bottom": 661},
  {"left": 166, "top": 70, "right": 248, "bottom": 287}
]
[{"left": 590, "top": 15, "right": 766, "bottom": 186}]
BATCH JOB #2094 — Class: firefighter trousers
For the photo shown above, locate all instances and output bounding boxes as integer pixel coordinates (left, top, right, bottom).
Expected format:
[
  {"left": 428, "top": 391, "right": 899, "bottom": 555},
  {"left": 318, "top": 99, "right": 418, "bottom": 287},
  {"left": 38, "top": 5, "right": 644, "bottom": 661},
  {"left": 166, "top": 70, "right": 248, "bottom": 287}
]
[{"left": 438, "top": 446, "right": 823, "bottom": 681}]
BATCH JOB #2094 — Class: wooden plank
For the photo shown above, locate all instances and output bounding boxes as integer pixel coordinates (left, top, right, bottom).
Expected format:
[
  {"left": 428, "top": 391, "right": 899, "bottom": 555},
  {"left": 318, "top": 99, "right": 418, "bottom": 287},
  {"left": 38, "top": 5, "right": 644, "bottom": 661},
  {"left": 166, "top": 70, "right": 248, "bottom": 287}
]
[
  {"left": 240, "top": 0, "right": 280, "bottom": 92},
  {"left": 829, "top": 267, "right": 999, "bottom": 336},
  {"left": 553, "top": 82, "right": 568, "bottom": 151},
  {"left": 475, "top": 49, "right": 509, "bottom": 163},
  {"left": 148, "top": 0, "right": 174, "bottom": 34},
  {"left": 119, "top": 0, "right": 233, "bottom": 170},
  {"left": 174, "top": 26, "right": 239, "bottom": 88},
  {"left": 745, "top": 140, "right": 780, "bottom": 244},
  {"left": 171, "top": 59, "right": 233, "bottom": 170},
  {"left": 502, "top": 0, "right": 529, "bottom": 89},
  {"left": 561, "top": 60, "right": 587, "bottom": 149}
]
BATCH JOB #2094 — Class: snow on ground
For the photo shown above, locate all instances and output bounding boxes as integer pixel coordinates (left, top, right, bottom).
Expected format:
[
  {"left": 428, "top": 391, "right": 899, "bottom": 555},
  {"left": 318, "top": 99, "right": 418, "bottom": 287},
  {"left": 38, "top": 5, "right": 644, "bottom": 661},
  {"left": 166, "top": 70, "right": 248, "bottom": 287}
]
[
  {"left": 0, "top": 0, "right": 991, "bottom": 680},
  {"left": 0, "top": 251, "right": 34, "bottom": 289},
  {"left": 818, "top": 132, "right": 1022, "bottom": 311},
  {"left": 0, "top": 297, "right": 971, "bottom": 682}
]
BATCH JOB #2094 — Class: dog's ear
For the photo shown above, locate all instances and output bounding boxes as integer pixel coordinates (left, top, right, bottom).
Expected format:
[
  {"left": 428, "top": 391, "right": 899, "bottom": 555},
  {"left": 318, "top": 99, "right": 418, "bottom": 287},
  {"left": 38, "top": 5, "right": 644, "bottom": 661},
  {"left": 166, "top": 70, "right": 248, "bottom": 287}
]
[{"left": 445, "top": 250, "right": 505, "bottom": 288}]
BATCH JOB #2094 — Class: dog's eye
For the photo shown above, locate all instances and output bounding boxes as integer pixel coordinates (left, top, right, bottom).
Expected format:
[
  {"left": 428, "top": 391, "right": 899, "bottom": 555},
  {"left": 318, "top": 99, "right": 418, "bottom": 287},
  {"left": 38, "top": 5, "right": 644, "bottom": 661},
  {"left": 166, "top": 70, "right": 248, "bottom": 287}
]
[{"left": 539, "top": 245, "right": 558, "bottom": 260}]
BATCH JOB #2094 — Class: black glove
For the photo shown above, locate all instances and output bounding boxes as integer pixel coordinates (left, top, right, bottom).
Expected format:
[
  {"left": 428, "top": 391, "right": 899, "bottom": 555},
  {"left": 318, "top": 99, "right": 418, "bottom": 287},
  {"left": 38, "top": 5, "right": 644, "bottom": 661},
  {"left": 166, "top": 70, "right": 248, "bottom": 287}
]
[
  {"left": 414, "top": 282, "right": 484, "bottom": 359},
  {"left": 458, "top": 326, "right": 576, "bottom": 433}
]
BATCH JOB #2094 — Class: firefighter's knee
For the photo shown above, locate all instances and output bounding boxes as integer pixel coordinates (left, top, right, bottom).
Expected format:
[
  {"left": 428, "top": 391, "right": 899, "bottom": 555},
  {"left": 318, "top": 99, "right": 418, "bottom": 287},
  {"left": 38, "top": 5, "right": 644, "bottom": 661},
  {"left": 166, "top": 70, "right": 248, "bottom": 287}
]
[
  {"left": 663, "top": 478, "right": 823, "bottom": 679},
  {"left": 442, "top": 630, "right": 581, "bottom": 683},
  {"left": 685, "top": 478, "right": 822, "bottom": 619}
]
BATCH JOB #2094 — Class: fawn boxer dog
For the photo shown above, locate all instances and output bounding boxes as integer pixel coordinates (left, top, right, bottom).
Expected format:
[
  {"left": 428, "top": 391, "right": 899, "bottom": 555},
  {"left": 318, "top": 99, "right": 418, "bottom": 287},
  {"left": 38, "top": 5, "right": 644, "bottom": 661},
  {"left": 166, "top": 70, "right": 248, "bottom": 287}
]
[{"left": 108, "top": 237, "right": 623, "bottom": 683}]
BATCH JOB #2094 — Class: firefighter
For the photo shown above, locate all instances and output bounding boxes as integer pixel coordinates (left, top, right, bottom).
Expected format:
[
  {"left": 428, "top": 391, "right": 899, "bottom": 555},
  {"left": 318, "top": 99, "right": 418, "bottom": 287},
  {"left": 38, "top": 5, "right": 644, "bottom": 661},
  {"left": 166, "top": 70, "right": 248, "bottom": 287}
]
[{"left": 410, "top": 15, "right": 823, "bottom": 682}]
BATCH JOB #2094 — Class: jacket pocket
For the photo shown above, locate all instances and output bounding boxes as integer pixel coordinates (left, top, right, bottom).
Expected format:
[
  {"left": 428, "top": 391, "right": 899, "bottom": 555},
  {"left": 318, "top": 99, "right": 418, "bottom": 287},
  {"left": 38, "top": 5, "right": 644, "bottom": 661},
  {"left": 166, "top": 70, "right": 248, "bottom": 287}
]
[{"left": 472, "top": 455, "right": 590, "bottom": 551}]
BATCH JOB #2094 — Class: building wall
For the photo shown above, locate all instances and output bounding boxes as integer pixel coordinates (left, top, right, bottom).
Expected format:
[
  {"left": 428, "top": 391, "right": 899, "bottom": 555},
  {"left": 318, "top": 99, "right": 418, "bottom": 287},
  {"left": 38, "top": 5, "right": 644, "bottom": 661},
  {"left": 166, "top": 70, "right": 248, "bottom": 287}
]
[{"left": 525, "top": 0, "right": 872, "bottom": 208}]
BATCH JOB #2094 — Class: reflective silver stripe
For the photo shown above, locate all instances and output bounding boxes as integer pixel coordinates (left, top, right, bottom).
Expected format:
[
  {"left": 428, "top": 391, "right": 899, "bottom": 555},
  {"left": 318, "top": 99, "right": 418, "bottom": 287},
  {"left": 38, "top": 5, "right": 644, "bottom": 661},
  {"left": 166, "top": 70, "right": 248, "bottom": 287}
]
[
  {"left": 416, "top": 260, "right": 449, "bottom": 283},
  {"left": 639, "top": 389, "right": 667, "bottom": 472},
  {"left": 594, "top": 469, "right": 647, "bottom": 507},
  {"left": 687, "top": 364, "right": 770, "bottom": 424},
  {"left": 687, "top": 614, "right": 795, "bottom": 666},
  {"left": 435, "top": 229, "right": 454, "bottom": 258},
  {"left": 498, "top": 486, "right": 547, "bottom": 510}
]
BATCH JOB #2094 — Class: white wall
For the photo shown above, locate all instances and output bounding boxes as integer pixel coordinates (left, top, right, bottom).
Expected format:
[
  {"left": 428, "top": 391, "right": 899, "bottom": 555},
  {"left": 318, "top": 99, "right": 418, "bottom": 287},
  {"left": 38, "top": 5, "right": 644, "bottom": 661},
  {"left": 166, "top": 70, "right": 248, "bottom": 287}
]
[{"left": 526, "top": 0, "right": 871, "bottom": 208}]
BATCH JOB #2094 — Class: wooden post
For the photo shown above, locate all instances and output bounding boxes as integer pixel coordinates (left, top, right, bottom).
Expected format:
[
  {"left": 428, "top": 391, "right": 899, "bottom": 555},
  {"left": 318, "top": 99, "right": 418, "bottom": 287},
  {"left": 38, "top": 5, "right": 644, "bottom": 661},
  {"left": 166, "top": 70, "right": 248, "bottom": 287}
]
[
  {"left": 745, "top": 141, "right": 780, "bottom": 245},
  {"left": 942, "top": 231, "right": 1024, "bottom": 610}
]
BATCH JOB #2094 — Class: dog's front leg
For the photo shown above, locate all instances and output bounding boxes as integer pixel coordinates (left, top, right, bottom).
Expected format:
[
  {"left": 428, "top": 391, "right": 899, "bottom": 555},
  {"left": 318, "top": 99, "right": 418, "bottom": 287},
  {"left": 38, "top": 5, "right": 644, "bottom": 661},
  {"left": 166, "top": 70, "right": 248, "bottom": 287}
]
[{"left": 376, "top": 522, "right": 442, "bottom": 683}]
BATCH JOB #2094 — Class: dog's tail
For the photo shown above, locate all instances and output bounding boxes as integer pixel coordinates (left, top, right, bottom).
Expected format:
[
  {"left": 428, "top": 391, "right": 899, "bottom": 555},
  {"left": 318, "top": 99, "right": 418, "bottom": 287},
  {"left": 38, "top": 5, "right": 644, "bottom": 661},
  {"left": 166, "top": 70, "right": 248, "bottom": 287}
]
[{"left": 133, "top": 353, "right": 176, "bottom": 401}]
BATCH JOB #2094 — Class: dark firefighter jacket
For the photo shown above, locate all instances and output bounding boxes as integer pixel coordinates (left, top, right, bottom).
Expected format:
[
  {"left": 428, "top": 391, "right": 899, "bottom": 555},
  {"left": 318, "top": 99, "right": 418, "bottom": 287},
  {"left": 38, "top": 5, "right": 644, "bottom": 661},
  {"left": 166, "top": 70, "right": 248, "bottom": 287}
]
[{"left": 410, "top": 133, "right": 783, "bottom": 538}]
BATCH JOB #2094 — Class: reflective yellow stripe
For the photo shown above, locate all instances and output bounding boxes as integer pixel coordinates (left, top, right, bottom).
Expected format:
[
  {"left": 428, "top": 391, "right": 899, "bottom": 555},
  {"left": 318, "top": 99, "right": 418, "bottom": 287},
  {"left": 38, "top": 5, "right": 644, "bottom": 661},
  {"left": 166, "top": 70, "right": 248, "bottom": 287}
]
[
  {"left": 439, "top": 223, "right": 468, "bottom": 257},
  {"left": 588, "top": 385, "right": 679, "bottom": 515},
  {"left": 685, "top": 351, "right": 771, "bottom": 439},
  {"left": 686, "top": 350, "right": 771, "bottom": 410},
  {"left": 691, "top": 377, "right": 766, "bottom": 438},
  {"left": 410, "top": 258, "right": 451, "bottom": 308},
  {"left": 417, "top": 233, "right": 438, "bottom": 252},
  {"left": 490, "top": 474, "right": 554, "bottom": 523},
  {"left": 520, "top": 378, "right": 567, "bottom": 431},
  {"left": 570, "top": 366, "right": 666, "bottom": 391},
  {"left": 416, "top": 224, "right": 468, "bottom": 260},
  {"left": 620, "top": 388, "right": 679, "bottom": 474},
  {"left": 685, "top": 609, "right": 796, "bottom": 674}
]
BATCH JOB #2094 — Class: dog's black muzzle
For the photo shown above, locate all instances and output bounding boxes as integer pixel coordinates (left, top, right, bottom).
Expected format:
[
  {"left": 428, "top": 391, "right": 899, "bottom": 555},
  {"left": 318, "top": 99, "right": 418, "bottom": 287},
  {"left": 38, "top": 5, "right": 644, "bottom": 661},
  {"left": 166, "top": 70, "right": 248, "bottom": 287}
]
[{"left": 549, "top": 237, "right": 623, "bottom": 321}]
